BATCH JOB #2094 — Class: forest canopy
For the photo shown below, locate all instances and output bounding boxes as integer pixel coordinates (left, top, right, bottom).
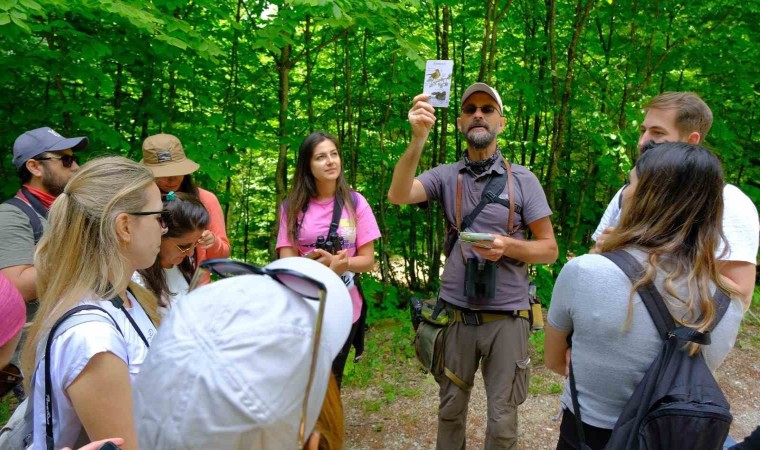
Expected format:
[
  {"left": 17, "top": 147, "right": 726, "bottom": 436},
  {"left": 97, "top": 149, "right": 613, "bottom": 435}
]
[{"left": 2, "top": 0, "right": 758, "bottom": 301}]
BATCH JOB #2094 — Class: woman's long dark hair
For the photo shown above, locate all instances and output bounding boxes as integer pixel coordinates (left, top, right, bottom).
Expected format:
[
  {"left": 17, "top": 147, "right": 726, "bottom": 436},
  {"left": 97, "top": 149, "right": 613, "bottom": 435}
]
[
  {"left": 139, "top": 192, "right": 209, "bottom": 306},
  {"left": 284, "top": 132, "right": 355, "bottom": 246},
  {"left": 600, "top": 142, "right": 738, "bottom": 354}
]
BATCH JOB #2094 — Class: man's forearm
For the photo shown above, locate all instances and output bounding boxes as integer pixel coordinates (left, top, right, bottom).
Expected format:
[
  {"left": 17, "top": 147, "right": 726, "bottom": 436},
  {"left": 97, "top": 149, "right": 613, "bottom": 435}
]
[
  {"left": 388, "top": 137, "right": 426, "bottom": 205},
  {"left": 502, "top": 237, "right": 558, "bottom": 265}
]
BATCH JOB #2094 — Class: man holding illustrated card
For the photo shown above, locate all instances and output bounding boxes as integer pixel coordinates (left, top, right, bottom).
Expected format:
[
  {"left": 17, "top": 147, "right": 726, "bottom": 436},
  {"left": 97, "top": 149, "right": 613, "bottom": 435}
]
[{"left": 388, "top": 81, "right": 558, "bottom": 449}]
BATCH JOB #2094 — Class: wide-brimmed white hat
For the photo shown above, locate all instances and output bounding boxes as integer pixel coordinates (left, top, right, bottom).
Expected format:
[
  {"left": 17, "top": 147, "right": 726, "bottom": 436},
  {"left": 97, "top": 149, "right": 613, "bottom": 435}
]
[{"left": 133, "top": 257, "right": 352, "bottom": 450}]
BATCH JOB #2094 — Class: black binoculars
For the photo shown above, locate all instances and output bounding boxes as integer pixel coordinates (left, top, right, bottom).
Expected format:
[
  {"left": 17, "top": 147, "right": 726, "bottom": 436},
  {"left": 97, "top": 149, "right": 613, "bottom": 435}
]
[
  {"left": 464, "top": 258, "right": 497, "bottom": 299},
  {"left": 315, "top": 231, "right": 344, "bottom": 255}
]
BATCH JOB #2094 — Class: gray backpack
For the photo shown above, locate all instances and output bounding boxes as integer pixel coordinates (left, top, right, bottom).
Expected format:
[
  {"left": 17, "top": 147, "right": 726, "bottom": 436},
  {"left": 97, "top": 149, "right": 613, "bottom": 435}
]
[{"left": 0, "top": 305, "right": 123, "bottom": 450}]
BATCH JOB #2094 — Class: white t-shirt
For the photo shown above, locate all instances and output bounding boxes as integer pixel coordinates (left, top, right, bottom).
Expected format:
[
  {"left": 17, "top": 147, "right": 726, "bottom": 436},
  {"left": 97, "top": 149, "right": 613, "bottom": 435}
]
[
  {"left": 31, "top": 292, "right": 157, "bottom": 449},
  {"left": 164, "top": 265, "right": 189, "bottom": 307},
  {"left": 593, "top": 184, "right": 759, "bottom": 263},
  {"left": 131, "top": 267, "right": 189, "bottom": 317}
]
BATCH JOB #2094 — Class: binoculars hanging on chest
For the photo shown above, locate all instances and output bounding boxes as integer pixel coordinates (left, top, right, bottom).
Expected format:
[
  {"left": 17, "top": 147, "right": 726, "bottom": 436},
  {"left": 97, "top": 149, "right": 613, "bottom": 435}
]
[
  {"left": 315, "top": 231, "right": 345, "bottom": 255},
  {"left": 464, "top": 258, "right": 497, "bottom": 299}
]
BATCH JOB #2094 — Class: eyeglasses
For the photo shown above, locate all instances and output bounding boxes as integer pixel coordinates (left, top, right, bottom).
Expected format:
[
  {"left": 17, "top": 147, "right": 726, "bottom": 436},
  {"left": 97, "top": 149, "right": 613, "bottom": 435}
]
[
  {"left": 174, "top": 240, "right": 199, "bottom": 254},
  {"left": 187, "top": 258, "right": 327, "bottom": 448},
  {"left": 461, "top": 104, "right": 500, "bottom": 116},
  {"left": 34, "top": 154, "right": 78, "bottom": 168},
  {"left": 127, "top": 210, "right": 168, "bottom": 230}
]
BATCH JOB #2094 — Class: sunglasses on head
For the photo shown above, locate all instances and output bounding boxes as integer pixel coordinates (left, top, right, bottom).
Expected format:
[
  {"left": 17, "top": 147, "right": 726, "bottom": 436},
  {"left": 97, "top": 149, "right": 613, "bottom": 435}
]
[
  {"left": 187, "top": 258, "right": 327, "bottom": 448},
  {"left": 461, "top": 104, "right": 500, "bottom": 115},
  {"left": 35, "top": 153, "right": 78, "bottom": 168}
]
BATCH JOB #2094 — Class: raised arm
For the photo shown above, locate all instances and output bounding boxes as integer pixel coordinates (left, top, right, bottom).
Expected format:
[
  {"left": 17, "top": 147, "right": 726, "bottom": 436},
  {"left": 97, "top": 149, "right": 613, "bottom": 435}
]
[{"left": 388, "top": 94, "right": 436, "bottom": 205}]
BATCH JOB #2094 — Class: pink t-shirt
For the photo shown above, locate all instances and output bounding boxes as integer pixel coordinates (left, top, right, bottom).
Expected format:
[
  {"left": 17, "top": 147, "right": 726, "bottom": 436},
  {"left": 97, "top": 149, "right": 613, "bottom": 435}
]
[{"left": 276, "top": 192, "right": 381, "bottom": 322}]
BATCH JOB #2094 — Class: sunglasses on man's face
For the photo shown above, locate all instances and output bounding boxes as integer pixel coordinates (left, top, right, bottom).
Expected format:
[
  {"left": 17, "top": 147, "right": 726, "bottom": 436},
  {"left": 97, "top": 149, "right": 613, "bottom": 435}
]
[
  {"left": 461, "top": 104, "right": 500, "bottom": 116},
  {"left": 188, "top": 258, "right": 327, "bottom": 448},
  {"left": 35, "top": 153, "right": 78, "bottom": 168}
]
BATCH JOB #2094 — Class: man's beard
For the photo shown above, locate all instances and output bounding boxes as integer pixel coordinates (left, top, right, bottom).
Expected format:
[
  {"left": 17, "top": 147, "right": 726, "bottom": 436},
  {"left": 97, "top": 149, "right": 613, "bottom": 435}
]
[
  {"left": 463, "top": 122, "right": 497, "bottom": 150},
  {"left": 41, "top": 172, "right": 68, "bottom": 196}
]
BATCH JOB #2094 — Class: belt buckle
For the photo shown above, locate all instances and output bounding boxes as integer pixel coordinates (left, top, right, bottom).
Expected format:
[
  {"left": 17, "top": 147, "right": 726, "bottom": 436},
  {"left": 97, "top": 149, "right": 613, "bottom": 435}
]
[{"left": 462, "top": 311, "right": 482, "bottom": 326}]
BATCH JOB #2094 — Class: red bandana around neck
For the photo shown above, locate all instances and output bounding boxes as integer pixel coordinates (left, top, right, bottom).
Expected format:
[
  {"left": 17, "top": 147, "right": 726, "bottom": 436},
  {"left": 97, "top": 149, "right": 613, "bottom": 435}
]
[{"left": 20, "top": 184, "right": 57, "bottom": 209}]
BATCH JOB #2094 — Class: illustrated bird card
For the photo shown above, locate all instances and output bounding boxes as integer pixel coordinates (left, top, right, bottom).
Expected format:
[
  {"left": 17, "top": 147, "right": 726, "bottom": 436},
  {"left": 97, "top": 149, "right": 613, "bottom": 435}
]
[{"left": 423, "top": 60, "right": 454, "bottom": 108}]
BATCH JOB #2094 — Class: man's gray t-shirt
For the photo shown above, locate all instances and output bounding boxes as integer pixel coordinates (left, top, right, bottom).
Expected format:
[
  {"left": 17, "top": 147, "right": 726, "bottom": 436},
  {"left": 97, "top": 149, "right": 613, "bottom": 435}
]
[
  {"left": 417, "top": 155, "right": 552, "bottom": 310},
  {"left": 0, "top": 201, "right": 48, "bottom": 269},
  {"left": 547, "top": 249, "right": 743, "bottom": 429}
]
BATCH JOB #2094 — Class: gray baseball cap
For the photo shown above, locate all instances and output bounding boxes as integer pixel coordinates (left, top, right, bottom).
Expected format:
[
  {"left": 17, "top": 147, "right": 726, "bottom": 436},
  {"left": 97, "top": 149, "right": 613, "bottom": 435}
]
[
  {"left": 461, "top": 82, "right": 504, "bottom": 114},
  {"left": 12, "top": 127, "right": 88, "bottom": 169}
]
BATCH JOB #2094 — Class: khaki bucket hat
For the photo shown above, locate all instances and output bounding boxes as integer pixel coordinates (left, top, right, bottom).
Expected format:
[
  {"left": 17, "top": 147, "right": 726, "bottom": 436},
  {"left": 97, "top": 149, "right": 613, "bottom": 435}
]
[{"left": 141, "top": 133, "right": 200, "bottom": 177}]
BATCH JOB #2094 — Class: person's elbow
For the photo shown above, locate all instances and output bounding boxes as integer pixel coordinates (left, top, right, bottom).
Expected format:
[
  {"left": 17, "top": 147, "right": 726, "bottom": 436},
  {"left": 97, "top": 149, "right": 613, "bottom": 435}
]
[
  {"left": 387, "top": 188, "right": 408, "bottom": 206},
  {"left": 544, "top": 356, "right": 566, "bottom": 377},
  {"left": 536, "top": 239, "right": 558, "bottom": 264}
]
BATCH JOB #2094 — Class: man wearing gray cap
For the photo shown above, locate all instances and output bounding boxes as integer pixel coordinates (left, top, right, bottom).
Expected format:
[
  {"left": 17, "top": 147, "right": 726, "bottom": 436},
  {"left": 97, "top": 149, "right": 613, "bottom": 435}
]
[
  {"left": 388, "top": 84, "right": 558, "bottom": 449},
  {"left": 0, "top": 126, "right": 87, "bottom": 397}
]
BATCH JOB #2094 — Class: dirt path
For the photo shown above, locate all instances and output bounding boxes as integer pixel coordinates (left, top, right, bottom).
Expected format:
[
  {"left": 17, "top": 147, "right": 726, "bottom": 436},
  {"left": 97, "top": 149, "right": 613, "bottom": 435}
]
[{"left": 343, "top": 319, "right": 760, "bottom": 449}]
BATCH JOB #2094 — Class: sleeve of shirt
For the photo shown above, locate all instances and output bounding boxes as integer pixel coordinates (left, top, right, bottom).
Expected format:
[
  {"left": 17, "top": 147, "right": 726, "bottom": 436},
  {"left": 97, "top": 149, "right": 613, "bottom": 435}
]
[
  {"left": 198, "top": 189, "right": 231, "bottom": 259},
  {"left": 546, "top": 258, "right": 583, "bottom": 333},
  {"left": 718, "top": 184, "right": 759, "bottom": 264},
  {"left": 353, "top": 193, "right": 381, "bottom": 248},
  {"left": 0, "top": 205, "right": 37, "bottom": 269},
  {"left": 518, "top": 170, "right": 553, "bottom": 225},
  {"left": 416, "top": 166, "right": 445, "bottom": 203},
  {"left": 275, "top": 205, "right": 294, "bottom": 251},
  {"left": 592, "top": 187, "right": 624, "bottom": 241},
  {"left": 53, "top": 320, "right": 129, "bottom": 391}
]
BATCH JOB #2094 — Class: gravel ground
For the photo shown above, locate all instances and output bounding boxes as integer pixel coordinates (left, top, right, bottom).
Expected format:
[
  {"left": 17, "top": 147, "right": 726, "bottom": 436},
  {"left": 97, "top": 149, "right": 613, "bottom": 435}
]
[{"left": 343, "top": 320, "right": 760, "bottom": 449}]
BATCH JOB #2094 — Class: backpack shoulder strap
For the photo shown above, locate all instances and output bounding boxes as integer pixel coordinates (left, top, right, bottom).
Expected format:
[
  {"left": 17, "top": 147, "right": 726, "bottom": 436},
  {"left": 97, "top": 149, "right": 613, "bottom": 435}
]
[
  {"left": 42, "top": 305, "right": 123, "bottom": 450},
  {"left": 601, "top": 249, "right": 675, "bottom": 339},
  {"left": 4, "top": 197, "right": 43, "bottom": 245}
]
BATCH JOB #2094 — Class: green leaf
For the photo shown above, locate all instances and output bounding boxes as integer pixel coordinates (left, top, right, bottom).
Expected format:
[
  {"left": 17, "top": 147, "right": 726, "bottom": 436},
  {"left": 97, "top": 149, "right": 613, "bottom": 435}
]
[
  {"left": 0, "top": 0, "right": 15, "bottom": 11},
  {"left": 0, "top": 12, "right": 9, "bottom": 24},
  {"left": 10, "top": 10, "right": 30, "bottom": 33},
  {"left": 18, "top": 0, "right": 41, "bottom": 11}
]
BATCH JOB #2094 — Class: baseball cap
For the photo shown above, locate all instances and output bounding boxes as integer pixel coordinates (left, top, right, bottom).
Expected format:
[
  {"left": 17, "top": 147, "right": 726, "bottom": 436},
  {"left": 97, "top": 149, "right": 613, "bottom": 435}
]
[
  {"left": 461, "top": 82, "right": 504, "bottom": 114},
  {"left": 0, "top": 274, "right": 25, "bottom": 349},
  {"left": 141, "top": 133, "right": 200, "bottom": 178},
  {"left": 133, "top": 257, "right": 353, "bottom": 450},
  {"left": 12, "top": 127, "right": 88, "bottom": 169}
]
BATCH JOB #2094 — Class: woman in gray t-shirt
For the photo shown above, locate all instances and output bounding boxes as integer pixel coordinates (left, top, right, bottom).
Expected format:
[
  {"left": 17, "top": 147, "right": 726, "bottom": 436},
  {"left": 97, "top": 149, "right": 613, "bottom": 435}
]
[{"left": 544, "top": 142, "right": 744, "bottom": 450}]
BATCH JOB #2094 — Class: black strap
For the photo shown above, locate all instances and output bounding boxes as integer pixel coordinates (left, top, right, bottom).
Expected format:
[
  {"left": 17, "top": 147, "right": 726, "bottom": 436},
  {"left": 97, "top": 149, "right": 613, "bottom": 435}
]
[
  {"left": 568, "top": 358, "right": 591, "bottom": 450},
  {"left": 602, "top": 249, "right": 731, "bottom": 341},
  {"left": 4, "top": 197, "right": 44, "bottom": 245},
  {"left": 109, "top": 289, "right": 153, "bottom": 348},
  {"left": 20, "top": 186, "right": 49, "bottom": 219},
  {"left": 458, "top": 161, "right": 523, "bottom": 232},
  {"left": 328, "top": 195, "right": 344, "bottom": 237},
  {"left": 44, "top": 305, "right": 123, "bottom": 450},
  {"left": 460, "top": 171, "right": 506, "bottom": 230}
]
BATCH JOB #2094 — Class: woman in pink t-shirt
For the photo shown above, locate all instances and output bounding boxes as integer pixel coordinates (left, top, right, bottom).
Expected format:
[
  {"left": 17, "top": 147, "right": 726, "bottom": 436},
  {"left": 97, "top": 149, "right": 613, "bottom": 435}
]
[{"left": 276, "top": 131, "right": 381, "bottom": 386}]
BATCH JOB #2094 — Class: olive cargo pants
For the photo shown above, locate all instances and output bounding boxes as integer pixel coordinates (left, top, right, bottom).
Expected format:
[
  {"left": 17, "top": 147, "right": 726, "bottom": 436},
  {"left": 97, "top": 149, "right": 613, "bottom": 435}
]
[{"left": 435, "top": 315, "right": 531, "bottom": 450}]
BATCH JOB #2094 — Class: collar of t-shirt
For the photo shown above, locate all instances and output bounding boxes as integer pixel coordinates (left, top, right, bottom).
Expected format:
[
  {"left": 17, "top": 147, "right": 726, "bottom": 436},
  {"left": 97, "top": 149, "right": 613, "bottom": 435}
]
[{"left": 20, "top": 184, "right": 56, "bottom": 209}]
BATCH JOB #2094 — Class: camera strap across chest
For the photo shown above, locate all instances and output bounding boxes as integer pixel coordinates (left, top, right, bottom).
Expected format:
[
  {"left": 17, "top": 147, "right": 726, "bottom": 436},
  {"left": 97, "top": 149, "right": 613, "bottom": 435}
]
[
  {"left": 455, "top": 156, "right": 519, "bottom": 235},
  {"left": 328, "top": 195, "right": 344, "bottom": 237}
]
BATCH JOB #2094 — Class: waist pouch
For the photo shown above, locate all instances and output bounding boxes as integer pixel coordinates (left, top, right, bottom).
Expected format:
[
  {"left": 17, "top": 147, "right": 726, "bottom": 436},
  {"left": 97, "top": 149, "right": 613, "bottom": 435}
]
[{"left": 410, "top": 298, "right": 469, "bottom": 391}]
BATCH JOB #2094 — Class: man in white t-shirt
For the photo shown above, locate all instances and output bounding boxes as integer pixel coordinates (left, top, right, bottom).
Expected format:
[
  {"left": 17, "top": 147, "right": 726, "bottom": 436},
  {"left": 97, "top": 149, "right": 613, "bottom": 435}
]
[{"left": 592, "top": 92, "right": 759, "bottom": 308}]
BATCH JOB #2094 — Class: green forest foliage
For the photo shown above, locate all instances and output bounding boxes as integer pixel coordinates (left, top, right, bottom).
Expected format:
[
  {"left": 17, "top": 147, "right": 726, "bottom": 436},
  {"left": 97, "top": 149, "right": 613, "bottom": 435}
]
[{"left": 1, "top": 0, "right": 758, "bottom": 305}]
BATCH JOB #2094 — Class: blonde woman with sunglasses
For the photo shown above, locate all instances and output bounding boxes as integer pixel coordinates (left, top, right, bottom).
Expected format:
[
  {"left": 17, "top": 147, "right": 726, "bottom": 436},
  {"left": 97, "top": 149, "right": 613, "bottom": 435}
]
[
  {"left": 136, "top": 191, "right": 210, "bottom": 313},
  {"left": 20, "top": 157, "right": 164, "bottom": 450}
]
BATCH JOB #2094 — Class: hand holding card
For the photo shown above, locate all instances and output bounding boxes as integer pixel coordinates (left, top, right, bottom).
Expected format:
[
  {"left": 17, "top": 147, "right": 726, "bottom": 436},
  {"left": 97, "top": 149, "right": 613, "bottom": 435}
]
[
  {"left": 460, "top": 232, "right": 495, "bottom": 249},
  {"left": 423, "top": 60, "right": 454, "bottom": 108}
]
